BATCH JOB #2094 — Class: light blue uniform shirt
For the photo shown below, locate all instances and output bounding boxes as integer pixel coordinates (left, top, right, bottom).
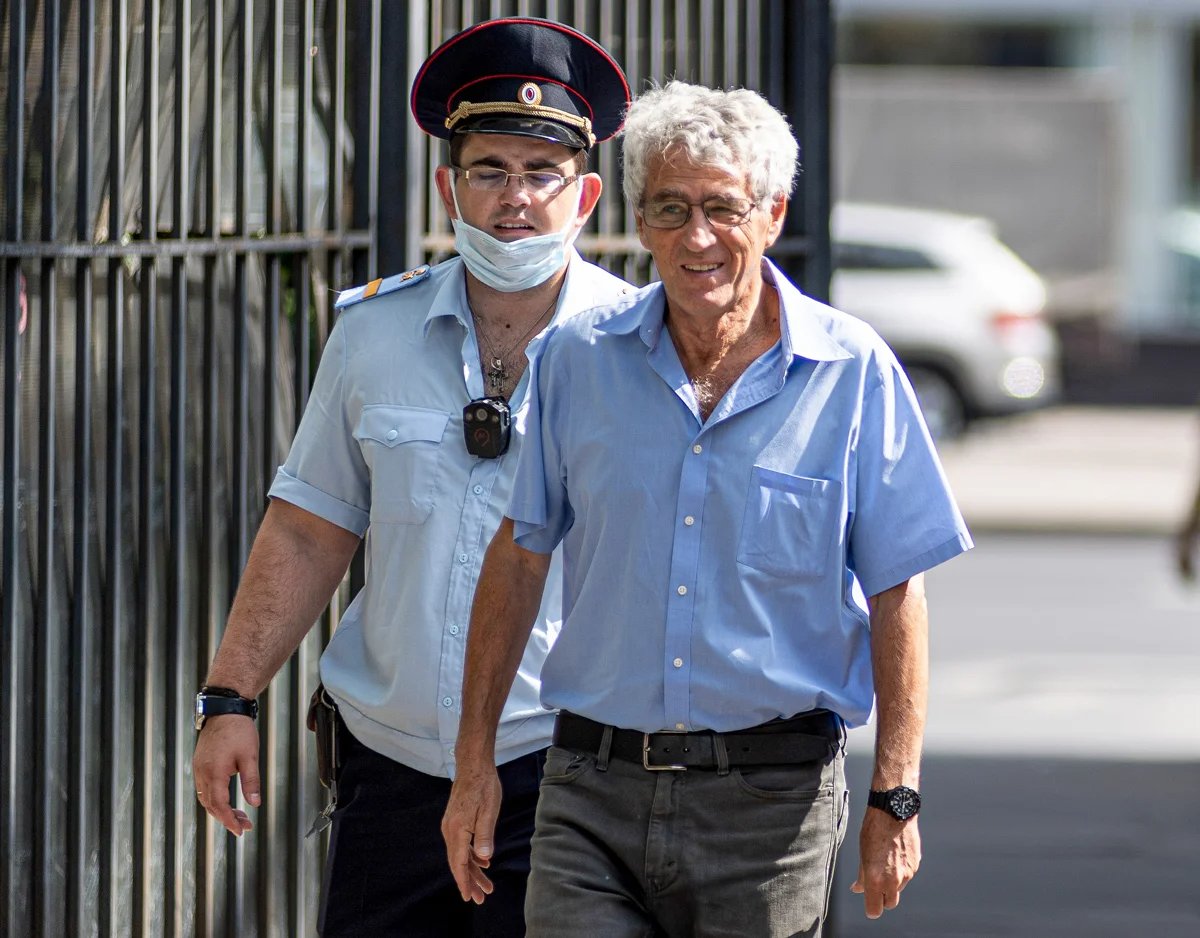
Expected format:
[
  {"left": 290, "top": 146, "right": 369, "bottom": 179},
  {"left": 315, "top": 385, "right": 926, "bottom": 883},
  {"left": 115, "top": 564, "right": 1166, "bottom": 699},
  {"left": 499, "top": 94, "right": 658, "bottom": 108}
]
[
  {"left": 510, "top": 259, "right": 972, "bottom": 733},
  {"left": 270, "top": 252, "right": 631, "bottom": 777}
]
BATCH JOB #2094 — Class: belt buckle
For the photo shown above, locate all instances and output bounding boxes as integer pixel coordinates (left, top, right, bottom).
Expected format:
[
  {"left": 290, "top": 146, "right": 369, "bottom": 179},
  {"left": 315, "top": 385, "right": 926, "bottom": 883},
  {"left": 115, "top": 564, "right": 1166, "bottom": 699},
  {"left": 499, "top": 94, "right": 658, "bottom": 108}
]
[{"left": 642, "top": 732, "right": 687, "bottom": 771}]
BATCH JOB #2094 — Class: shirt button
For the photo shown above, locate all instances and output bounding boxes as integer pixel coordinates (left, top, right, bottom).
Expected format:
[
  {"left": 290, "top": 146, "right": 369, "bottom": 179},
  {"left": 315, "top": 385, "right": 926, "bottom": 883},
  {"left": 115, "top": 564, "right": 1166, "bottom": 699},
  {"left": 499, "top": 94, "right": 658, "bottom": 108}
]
[
  {"left": 684, "top": 515, "right": 695, "bottom": 526},
  {"left": 673, "top": 657, "right": 683, "bottom": 668},
  {"left": 692, "top": 444, "right": 703, "bottom": 454},
  {"left": 676, "top": 722, "right": 686, "bottom": 730},
  {"left": 386, "top": 428, "right": 398, "bottom": 441},
  {"left": 442, "top": 697, "right": 454, "bottom": 708},
  {"left": 459, "top": 553, "right": 469, "bottom": 564},
  {"left": 473, "top": 484, "right": 483, "bottom": 495},
  {"left": 449, "top": 625, "right": 460, "bottom": 636},
  {"left": 676, "top": 585, "right": 687, "bottom": 596}
]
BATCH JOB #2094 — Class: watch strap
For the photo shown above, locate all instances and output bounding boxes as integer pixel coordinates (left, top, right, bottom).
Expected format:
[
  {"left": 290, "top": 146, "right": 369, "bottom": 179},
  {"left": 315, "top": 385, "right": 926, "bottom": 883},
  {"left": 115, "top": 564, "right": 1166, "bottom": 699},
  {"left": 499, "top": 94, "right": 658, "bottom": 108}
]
[
  {"left": 867, "top": 785, "right": 921, "bottom": 820},
  {"left": 198, "top": 686, "right": 259, "bottom": 720},
  {"left": 199, "top": 695, "right": 259, "bottom": 719}
]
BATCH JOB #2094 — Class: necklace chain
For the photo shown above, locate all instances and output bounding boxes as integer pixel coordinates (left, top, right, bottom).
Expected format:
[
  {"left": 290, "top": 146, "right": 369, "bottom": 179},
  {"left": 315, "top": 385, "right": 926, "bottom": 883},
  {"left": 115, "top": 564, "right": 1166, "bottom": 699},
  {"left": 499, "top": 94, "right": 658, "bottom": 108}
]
[{"left": 471, "top": 295, "right": 557, "bottom": 397}]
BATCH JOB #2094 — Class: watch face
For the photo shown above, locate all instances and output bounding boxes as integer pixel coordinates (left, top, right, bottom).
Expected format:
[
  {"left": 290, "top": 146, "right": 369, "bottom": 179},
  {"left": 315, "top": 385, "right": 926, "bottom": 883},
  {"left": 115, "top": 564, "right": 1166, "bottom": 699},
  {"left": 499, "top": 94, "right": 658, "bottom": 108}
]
[
  {"left": 888, "top": 787, "right": 920, "bottom": 820},
  {"left": 194, "top": 696, "right": 206, "bottom": 731}
]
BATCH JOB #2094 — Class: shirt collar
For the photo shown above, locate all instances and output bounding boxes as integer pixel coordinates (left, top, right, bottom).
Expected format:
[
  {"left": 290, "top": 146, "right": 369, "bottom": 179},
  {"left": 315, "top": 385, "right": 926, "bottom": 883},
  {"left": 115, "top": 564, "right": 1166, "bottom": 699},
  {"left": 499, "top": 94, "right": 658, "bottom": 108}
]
[
  {"left": 595, "top": 259, "right": 852, "bottom": 363},
  {"left": 765, "top": 258, "right": 852, "bottom": 363},
  {"left": 422, "top": 257, "right": 471, "bottom": 335},
  {"left": 593, "top": 286, "right": 665, "bottom": 348}
]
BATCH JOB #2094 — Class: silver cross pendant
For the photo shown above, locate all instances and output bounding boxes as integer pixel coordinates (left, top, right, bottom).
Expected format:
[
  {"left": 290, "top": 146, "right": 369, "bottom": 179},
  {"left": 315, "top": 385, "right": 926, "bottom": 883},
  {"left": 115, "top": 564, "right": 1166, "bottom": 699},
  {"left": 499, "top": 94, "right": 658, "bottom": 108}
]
[{"left": 487, "top": 357, "right": 508, "bottom": 394}]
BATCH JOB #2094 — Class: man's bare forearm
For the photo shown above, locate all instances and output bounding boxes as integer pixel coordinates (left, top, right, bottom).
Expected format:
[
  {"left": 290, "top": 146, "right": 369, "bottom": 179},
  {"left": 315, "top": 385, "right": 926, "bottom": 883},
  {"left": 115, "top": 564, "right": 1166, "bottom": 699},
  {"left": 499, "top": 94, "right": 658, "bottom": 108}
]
[
  {"left": 206, "top": 498, "right": 361, "bottom": 697},
  {"left": 456, "top": 516, "right": 552, "bottom": 766},
  {"left": 866, "top": 574, "right": 929, "bottom": 789}
]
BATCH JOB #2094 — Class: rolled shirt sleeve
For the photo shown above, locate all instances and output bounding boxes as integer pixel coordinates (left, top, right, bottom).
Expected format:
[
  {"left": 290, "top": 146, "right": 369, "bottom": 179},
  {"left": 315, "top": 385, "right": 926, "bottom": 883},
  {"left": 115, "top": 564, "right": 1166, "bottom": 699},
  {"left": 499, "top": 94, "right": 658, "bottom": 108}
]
[{"left": 268, "top": 315, "right": 371, "bottom": 535}]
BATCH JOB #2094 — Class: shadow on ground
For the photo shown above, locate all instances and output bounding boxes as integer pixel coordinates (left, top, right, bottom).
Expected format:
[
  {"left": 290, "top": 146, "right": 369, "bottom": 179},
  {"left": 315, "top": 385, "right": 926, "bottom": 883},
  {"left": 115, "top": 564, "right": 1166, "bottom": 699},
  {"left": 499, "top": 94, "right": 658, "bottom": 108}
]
[{"left": 829, "top": 752, "right": 1200, "bottom": 937}]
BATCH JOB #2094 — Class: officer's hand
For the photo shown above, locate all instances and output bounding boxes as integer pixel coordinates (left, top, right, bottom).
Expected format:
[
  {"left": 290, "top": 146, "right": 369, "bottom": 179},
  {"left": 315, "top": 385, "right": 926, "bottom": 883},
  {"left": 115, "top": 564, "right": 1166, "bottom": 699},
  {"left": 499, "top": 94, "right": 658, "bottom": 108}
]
[
  {"left": 850, "top": 809, "right": 921, "bottom": 919},
  {"left": 442, "top": 764, "right": 502, "bottom": 904},
  {"left": 192, "top": 715, "right": 262, "bottom": 836}
]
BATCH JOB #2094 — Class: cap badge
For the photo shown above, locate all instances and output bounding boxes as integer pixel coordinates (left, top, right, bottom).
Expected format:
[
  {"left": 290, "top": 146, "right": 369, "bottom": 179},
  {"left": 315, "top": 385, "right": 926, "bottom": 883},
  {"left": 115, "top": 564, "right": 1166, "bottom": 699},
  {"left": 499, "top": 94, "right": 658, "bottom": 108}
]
[{"left": 518, "top": 82, "right": 543, "bottom": 106}]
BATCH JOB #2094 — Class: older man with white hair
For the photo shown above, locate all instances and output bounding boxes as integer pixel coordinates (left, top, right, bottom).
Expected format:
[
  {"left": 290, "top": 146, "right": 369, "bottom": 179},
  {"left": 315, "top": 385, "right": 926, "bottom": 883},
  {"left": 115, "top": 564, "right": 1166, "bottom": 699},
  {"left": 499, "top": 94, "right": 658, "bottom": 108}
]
[{"left": 443, "top": 81, "right": 972, "bottom": 937}]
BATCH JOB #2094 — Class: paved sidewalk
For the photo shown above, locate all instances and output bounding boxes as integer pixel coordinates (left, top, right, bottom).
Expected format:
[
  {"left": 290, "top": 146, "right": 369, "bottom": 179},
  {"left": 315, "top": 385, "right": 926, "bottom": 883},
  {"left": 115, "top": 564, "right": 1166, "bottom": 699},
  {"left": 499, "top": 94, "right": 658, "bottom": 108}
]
[{"left": 937, "top": 405, "right": 1200, "bottom": 535}]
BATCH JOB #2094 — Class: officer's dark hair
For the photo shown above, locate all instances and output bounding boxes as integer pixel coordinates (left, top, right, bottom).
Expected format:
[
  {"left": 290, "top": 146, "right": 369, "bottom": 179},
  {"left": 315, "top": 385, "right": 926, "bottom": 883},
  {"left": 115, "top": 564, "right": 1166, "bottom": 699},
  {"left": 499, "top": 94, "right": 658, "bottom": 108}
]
[{"left": 448, "top": 135, "right": 589, "bottom": 175}]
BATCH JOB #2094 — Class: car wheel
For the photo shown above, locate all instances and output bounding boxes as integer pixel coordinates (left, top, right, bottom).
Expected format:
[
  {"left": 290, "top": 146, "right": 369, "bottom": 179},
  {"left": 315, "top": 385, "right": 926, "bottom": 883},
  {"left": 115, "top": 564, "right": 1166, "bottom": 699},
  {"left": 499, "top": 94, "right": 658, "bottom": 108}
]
[{"left": 906, "top": 366, "right": 967, "bottom": 440}]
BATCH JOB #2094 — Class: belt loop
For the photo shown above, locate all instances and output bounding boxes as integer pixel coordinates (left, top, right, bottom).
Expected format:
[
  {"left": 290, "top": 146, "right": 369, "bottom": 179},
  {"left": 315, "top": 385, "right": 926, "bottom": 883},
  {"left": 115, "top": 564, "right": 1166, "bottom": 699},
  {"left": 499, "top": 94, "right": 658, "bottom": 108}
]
[
  {"left": 596, "top": 724, "right": 614, "bottom": 772},
  {"left": 713, "top": 732, "right": 730, "bottom": 776}
]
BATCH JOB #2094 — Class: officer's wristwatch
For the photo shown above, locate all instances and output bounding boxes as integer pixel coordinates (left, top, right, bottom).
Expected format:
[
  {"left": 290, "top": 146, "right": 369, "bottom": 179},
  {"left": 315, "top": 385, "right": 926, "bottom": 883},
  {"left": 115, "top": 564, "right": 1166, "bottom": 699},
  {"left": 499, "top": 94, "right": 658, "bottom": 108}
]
[
  {"left": 194, "top": 685, "right": 259, "bottom": 731},
  {"left": 867, "top": 785, "right": 921, "bottom": 821}
]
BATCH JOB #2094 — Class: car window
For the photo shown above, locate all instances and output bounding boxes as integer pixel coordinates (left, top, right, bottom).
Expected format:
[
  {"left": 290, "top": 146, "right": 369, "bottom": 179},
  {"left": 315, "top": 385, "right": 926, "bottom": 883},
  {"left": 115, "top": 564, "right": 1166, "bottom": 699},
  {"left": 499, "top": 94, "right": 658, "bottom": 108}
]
[{"left": 833, "top": 241, "right": 939, "bottom": 272}]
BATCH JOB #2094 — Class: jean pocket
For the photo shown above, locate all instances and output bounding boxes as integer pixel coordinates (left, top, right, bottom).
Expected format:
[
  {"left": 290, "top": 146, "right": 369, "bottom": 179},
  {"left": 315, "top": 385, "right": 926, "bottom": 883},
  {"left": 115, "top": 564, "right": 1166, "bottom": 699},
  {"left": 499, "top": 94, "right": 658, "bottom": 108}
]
[
  {"left": 736, "top": 467, "right": 840, "bottom": 579},
  {"left": 353, "top": 405, "right": 450, "bottom": 524},
  {"left": 540, "top": 746, "right": 594, "bottom": 786},
  {"left": 732, "top": 760, "right": 833, "bottom": 802}
]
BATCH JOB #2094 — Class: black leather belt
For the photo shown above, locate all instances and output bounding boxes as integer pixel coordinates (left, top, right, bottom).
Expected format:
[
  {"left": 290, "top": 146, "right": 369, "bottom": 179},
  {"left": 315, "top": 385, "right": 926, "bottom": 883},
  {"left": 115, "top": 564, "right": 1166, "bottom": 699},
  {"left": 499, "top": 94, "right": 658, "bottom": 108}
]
[{"left": 553, "top": 710, "right": 842, "bottom": 771}]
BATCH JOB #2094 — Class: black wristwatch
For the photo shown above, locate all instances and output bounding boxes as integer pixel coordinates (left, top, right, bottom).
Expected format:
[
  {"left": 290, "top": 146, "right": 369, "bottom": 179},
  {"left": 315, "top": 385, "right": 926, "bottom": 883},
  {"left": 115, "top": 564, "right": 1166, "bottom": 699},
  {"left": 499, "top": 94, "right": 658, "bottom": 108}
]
[
  {"left": 194, "top": 685, "right": 259, "bottom": 731},
  {"left": 867, "top": 785, "right": 921, "bottom": 821}
]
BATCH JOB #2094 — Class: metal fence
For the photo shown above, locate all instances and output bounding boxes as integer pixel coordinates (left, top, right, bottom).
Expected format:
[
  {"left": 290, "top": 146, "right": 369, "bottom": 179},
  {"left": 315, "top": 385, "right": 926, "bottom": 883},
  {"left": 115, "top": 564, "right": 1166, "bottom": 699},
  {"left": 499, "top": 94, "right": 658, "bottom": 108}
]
[{"left": 0, "top": 1, "right": 831, "bottom": 935}]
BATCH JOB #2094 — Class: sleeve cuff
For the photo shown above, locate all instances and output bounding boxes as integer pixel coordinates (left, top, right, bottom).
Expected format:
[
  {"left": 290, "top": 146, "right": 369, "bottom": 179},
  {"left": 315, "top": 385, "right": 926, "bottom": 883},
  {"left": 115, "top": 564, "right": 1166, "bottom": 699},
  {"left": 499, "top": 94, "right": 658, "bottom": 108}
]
[
  {"left": 512, "top": 518, "right": 558, "bottom": 555},
  {"left": 268, "top": 468, "right": 370, "bottom": 536},
  {"left": 858, "top": 529, "right": 974, "bottom": 598}
]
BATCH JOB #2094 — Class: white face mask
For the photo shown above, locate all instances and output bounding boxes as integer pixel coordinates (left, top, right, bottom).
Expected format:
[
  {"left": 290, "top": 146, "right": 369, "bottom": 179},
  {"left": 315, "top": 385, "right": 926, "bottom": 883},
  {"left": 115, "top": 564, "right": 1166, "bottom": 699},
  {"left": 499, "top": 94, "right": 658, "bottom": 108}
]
[{"left": 450, "top": 182, "right": 583, "bottom": 293}]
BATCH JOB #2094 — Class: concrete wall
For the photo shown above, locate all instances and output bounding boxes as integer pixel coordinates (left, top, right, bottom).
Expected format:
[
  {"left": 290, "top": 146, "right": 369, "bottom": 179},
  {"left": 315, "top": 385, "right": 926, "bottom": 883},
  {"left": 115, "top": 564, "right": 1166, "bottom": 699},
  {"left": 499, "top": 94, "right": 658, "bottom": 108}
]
[{"left": 834, "top": 66, "right": 1124, "bottom": 320}]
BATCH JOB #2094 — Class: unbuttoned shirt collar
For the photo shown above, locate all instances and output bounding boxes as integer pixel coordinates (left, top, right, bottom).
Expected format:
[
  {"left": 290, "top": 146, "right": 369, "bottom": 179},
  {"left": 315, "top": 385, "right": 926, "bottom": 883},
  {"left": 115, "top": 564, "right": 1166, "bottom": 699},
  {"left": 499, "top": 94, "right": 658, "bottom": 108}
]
[
  {"left": 593, "top": 258, "right": 851, "bottom": 427},
  {"left": 596, "top": 258, "right": 851, "bottom": 361},
  {"left": 421, "top": 248, "right": 596, "bottom": 402}
]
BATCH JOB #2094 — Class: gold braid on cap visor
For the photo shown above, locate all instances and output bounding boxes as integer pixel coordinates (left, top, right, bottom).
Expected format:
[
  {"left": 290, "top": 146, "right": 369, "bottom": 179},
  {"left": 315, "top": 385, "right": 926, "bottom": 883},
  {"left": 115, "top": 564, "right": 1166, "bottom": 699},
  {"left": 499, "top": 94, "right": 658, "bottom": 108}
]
[{"left": 444, "top": 100, "right": 595, "bottom": 147}]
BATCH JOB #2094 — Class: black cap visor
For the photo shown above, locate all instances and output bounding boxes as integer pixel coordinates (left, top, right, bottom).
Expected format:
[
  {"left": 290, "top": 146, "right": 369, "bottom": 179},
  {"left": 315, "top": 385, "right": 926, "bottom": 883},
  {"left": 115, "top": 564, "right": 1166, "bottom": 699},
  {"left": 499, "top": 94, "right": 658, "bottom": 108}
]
[{"left": 455, "top": 116, "right": 588, "bottom": 151}]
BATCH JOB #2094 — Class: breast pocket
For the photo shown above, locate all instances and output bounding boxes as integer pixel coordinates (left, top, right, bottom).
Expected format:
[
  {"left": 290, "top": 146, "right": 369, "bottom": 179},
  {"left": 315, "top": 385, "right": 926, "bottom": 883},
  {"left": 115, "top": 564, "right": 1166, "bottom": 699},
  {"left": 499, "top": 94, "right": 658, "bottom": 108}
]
[
  {"left": 737, "top": 467, "right": 841, "bottom": 579},
  {"left": 353, "top": 405, "right": 451, "bottom": 524}
]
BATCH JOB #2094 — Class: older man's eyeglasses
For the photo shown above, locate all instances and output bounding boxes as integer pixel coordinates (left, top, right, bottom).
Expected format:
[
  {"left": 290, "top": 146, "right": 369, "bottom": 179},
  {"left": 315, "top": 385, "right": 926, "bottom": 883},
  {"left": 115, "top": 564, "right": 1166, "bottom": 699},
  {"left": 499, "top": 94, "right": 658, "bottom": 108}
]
[
  {"left": 453, "top": 166, "right": 578, "bottom": 196},
  {"left": 639, "top": 197, "right": 757, "bottom": 230}
]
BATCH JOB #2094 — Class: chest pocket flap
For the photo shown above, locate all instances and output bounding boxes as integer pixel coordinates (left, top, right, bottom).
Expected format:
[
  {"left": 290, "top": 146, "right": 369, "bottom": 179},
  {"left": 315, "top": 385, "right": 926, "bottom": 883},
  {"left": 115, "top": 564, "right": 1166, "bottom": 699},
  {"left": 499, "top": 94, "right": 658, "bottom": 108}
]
[
  {"left": 737, "top": 466, "right": 841, "bottom": 579},
  {"left": 354, "top": 405, "right": 451, "bottom": 523}
]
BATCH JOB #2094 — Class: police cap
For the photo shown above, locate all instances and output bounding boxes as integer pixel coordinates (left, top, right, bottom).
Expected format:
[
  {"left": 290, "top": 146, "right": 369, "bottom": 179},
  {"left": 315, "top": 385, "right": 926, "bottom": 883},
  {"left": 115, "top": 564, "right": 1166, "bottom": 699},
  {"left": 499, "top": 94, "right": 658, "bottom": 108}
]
[{"left": 410, "top": 17, "right": 629, "bottom": 150}]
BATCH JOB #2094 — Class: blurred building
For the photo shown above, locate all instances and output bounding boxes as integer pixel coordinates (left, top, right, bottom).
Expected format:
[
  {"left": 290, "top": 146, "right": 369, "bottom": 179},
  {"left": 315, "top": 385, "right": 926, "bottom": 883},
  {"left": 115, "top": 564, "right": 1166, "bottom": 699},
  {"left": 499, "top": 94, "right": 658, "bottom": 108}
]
[{"left": 836, "top": 0, "right": 1200, "bottom": 339}]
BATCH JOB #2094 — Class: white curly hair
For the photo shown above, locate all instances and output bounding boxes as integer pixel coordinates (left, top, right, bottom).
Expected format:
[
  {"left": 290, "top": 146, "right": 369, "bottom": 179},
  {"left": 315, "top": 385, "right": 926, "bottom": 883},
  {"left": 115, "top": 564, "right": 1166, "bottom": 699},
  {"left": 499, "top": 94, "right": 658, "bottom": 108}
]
[{"left": 620, "top": 80, "right": 800, "bottom": 206}]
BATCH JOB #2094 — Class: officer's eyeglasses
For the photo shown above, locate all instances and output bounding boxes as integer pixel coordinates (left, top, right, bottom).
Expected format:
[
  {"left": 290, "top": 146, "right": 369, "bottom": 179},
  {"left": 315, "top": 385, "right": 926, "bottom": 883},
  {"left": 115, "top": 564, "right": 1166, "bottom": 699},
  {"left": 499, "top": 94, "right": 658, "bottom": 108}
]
[
  {"left": 639, "top": 197, "right": 757, "bottom": 230},
  {"left": 453, "top": 166, "right": 578, "bottom": 196}
]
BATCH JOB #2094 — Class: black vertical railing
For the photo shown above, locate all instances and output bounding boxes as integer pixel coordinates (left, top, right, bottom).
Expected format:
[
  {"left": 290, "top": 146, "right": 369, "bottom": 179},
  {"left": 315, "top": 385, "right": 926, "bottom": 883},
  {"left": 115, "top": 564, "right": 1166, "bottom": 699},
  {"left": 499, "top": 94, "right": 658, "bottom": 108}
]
[
  {"left": 166, "top": 0, "right": 192, "bottom": 929},
  {"left": 68, "top": 4, "right": 97, "bottom": 936},
  {"left": 134, "top": 2, "right": 160, "bottom": 934},
  {"left": 2, "top": 2, "right": 27, "bottom": 936},
  {"left": 196, "top": 0, "right": 223, "bottom": 932},
  {"left": 33, "top": 1, "right": 63, "bottom": 933},
  {"left": 102, "top": 2, "right": 129, "bottom": 935},
  {"left": 0, "top": 3, "right": 827, "bottom": 934}
]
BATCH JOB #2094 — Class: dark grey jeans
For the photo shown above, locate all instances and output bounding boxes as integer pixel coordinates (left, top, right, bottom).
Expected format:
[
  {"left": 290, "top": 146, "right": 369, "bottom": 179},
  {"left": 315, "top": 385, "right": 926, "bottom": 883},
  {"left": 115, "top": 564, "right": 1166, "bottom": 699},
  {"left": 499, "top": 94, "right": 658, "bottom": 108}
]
[{"left": 525, "top": 743, "right": 849, "bottom": 937}]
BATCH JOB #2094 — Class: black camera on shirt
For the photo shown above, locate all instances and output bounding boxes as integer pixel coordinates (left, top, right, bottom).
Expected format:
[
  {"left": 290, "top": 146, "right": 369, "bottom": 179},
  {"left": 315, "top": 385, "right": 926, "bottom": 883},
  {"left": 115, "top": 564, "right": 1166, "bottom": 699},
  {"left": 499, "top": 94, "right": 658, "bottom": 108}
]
[{"left": 463, "top": 397, "right": 511, "bottom": 459}]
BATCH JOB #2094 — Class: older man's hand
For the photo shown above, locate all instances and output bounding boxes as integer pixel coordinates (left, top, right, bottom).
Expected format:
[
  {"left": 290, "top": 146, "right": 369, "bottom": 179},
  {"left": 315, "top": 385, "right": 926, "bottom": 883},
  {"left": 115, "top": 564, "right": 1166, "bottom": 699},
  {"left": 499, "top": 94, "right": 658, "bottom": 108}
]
[
  {"left": 442, "top": 762, "right": 503, "bottom": 904},
  {"left": 850, "top": 809, "right": 922, "bottom": 919}
]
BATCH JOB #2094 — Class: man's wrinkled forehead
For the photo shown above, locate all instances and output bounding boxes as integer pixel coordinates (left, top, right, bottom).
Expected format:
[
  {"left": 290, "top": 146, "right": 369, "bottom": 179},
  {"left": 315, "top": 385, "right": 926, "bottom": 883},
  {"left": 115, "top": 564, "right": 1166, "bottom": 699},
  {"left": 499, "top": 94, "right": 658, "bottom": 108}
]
[{"left": 643, "top": 152, "right": 751, "bottom": 200}]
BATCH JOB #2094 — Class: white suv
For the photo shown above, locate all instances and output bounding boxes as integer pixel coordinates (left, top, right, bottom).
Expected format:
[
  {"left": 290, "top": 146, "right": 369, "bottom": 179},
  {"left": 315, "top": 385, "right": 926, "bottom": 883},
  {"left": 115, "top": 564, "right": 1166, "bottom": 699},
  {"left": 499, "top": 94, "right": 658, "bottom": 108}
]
[{"left": 831, "top": 202, "right": 1060, "bottom": 438}]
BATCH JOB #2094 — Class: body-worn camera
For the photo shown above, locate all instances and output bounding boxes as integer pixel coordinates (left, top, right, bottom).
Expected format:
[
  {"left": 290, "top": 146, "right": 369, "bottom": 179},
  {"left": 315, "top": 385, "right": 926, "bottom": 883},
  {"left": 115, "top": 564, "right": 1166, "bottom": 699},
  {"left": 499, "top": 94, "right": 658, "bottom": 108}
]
[{"left": 463, "top": 396, "right": 511, "bottom": 458}]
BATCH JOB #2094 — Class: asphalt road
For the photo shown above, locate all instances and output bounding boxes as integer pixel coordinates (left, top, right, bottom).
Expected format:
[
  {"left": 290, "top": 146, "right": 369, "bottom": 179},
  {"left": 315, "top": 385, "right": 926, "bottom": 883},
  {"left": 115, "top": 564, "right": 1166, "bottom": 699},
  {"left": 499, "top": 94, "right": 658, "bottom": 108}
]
[{"left": 829, "top": 531, "right": 1200, "bottom": 937}]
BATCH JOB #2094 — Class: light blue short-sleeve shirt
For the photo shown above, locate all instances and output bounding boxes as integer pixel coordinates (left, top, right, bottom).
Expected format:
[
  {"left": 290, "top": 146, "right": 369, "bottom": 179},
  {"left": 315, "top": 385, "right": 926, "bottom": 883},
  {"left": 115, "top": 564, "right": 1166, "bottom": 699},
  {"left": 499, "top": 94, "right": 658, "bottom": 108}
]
[
  {"left": 509, "top": 259, "right": 972, "bottom": 732},
  {"left": 270, "top": 252, "right": 631, "bottom": 777}
]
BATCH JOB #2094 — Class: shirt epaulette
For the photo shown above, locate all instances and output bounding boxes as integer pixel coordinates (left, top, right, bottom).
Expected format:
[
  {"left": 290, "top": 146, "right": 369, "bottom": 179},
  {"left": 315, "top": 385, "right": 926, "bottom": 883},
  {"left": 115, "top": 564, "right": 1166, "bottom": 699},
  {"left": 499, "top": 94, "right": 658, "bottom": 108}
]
[{"left": 335, "top": 265, "right": 432, "bottom": 310}]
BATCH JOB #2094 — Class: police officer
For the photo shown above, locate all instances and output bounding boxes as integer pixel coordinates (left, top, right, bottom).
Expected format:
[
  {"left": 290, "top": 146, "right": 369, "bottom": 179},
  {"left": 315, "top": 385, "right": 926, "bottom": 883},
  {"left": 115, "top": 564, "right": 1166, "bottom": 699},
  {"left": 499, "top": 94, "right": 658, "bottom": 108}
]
[{"left": 191, "top": 18, "right": 630, "bottom": 936}]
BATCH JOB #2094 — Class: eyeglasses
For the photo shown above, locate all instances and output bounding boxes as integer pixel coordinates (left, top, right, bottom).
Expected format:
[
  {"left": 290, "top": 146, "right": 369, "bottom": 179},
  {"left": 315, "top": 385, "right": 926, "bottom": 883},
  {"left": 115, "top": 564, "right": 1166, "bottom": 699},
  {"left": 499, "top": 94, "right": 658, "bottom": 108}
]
[
  {"left": 639, "top": 198, "right": 757, "bottom": 230},
  {"left": 453, "top": 166, "right": 578, "bottom": 196}
]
